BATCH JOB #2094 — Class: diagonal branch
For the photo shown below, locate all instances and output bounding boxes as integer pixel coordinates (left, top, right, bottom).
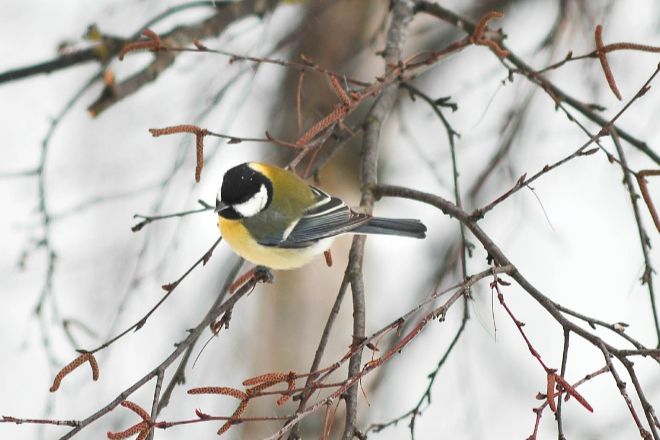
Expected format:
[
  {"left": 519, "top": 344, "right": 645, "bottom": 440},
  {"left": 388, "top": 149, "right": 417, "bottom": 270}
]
[
  {"left": 414, "top": 0, "right": 660, "bottom": 165},
  {"left": 374, "top": 183, "right": 660, "bottom": 439},
  {"left": 57, "top": 258, "right": 251, "bottom": 439}
]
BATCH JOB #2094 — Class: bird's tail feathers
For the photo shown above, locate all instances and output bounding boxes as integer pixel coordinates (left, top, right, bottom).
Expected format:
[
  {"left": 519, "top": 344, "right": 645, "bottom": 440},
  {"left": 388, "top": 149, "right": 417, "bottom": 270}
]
[{"left": 353, "top": 217, "right": 426, "bottom": 239}]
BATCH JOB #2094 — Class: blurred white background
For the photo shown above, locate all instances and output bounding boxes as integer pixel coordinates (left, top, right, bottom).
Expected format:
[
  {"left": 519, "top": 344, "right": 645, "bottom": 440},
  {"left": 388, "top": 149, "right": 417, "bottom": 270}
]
[{"left": 1, "top": 1, "right": 659, "bottom": 439}]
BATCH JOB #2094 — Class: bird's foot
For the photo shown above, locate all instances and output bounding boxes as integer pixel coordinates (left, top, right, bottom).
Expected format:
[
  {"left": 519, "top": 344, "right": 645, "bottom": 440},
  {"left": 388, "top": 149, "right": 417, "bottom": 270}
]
[{"left": 228, "top": 265, "right": 274, "bottom": 294}]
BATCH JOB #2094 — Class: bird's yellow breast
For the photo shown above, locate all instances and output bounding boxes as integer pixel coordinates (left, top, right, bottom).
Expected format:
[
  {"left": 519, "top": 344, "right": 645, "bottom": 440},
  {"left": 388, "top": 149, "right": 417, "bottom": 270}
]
[{"left": 219, "top": 217, "right": 331, "bottom": 270}]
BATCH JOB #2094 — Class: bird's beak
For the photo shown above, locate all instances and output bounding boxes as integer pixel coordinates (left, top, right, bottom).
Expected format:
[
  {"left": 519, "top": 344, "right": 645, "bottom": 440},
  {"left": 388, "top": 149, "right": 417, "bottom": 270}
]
[{"left": 215, "top": 200, "right": 227, "bottom": 213}]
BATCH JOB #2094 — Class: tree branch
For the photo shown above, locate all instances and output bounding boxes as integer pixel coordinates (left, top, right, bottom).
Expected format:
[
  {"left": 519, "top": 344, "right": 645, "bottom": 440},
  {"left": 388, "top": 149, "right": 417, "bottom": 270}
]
[{"left": 342, "top": 1, "right": 415, "bottom": 438}]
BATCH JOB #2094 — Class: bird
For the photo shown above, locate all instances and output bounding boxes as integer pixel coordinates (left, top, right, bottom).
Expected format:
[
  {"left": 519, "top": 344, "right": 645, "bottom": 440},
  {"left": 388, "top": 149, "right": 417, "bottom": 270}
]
[{"left": 215, "top": 162, "right": 427, "bottom": 270}]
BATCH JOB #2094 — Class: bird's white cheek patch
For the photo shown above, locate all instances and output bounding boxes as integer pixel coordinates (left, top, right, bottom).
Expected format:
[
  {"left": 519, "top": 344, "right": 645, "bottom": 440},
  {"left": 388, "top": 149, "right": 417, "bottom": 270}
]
[{"left": 233, "top": 184, "right": 268, "bottom": 217}]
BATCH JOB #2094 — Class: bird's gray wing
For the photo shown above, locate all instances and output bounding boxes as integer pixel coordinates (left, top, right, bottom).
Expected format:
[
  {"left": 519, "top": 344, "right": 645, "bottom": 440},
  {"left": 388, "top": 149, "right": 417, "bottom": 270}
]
[{"left": 258, "top": 186, "right": 370, "bottom": 248}]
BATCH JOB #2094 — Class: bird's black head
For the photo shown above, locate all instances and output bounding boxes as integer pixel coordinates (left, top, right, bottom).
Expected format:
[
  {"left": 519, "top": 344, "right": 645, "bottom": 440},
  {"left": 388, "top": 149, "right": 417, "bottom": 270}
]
[{"left": 216, "top": 163, "right": 273, "bottom": 219}]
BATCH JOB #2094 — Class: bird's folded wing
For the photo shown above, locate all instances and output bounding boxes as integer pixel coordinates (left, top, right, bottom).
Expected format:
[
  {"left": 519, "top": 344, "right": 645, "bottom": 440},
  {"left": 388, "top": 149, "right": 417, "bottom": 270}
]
[{"left": 258, "top": 186, "right": 370, "bottom": 248}]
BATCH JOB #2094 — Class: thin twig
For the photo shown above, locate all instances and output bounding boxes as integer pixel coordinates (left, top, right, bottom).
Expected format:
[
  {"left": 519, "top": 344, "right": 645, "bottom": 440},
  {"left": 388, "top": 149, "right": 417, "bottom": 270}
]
[
  {"left": 610, "top": 129, "right": 659, "bottom": 347},
  {"left": 375, "top": 183, "right": 660, "bottom": 439},
  {"left": 472, "top": 62, "right": 660, "bottom": 220},
  {"left": 557, "top": 328, "right": 570, "bottom": 439},
  {"left": 415, "top": 0, "right": 660, "bottom": 164},
  {"left": 57, "top": 258, "right": 257, "bottom": 439},
  {"left": 85, "top": 237, "right": 222, "bottom": 354}
]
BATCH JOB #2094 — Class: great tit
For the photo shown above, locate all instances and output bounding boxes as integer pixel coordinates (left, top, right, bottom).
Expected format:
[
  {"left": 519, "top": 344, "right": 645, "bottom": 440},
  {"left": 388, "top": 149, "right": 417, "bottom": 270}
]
[{"left": 215, "top": 162, "right": 427, "bottom": 270}]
